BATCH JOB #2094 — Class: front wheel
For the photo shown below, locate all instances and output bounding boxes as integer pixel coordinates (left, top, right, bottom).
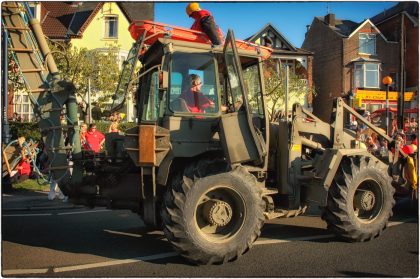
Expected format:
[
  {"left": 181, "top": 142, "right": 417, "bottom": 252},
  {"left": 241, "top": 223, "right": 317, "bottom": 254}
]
[
  {"left": 322, "top": 156, "right": 395, "bottom": 242},
  {"left": 162, "top": 162, "right": 265, "bottom": 264}
]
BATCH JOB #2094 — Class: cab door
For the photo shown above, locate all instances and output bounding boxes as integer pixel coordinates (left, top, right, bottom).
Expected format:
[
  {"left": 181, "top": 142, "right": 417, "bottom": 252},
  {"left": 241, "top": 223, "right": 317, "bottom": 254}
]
[{"left": 219, "top": 30, "right": 266, "bottom": 165}]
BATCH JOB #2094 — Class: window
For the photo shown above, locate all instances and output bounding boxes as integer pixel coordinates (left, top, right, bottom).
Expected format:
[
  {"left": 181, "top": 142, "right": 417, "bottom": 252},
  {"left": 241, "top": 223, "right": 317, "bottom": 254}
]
[
  {"left": 243, "top": 64, "right": 263, "bottom": 115},
  {"left": 14, "top": 93, "right": 33, "bottom": 121},
  {"left": 359, "top": 33, "right": 376, "bottom": 55},
  {"left": 169, "top": 52, "right": 219, "bottom": 114},
  {"left": 142, "top": 71, "right": 160, "bottom": 121},
  {"left": 104, "top": 16, "right": 118, "bottom": 38},
  {"left": 354, "top": 63, "right": 379, "bottom": 88}
]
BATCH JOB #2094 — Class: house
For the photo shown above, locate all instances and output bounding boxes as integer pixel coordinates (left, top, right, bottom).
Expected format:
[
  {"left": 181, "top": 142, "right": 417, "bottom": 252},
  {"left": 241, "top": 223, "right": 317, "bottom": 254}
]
[
  {"left": 370, "top": 2, "right": 419, "bottom": 108},
  {"left": 12, "top": 2, "right": 154, "bottom": 122},
  {"left": 246, "top": 23, "right": 313, "bottom": 115},
  {"left": 302, "top": 10, "right": 416, "bottom": 122}
]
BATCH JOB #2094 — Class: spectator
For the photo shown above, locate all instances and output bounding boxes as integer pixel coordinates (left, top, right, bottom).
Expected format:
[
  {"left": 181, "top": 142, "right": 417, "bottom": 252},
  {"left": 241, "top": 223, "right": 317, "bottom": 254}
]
[
  {"left": 108, "top": 122, "right": 120, "bottom": 133},
  {"left": 10, "top": 155, "right": 31, "bottom": 183},
  {"left": 371, "top": 133, "right": 381, "bottom": 150},
  {"left": 403, "top": 117, "right": 410, "bottom": 133},
  {"left": 391, "top": 118, "right": 398, "bottom": 136},
  {"left": 84, "top": 124, "right": 105, "bottom": 153},
  {"left": 80, "top": 123, "right": 88, "bottom": 147},
  {"left": 48, "top": 181, "right": 67, "bottom": 201},
  {"left": 410, "top": 117, "right": 418, "bottom": 133},
  {"left": 358, "top": 111, "right": 370, "bottom": 131},
  {"left": 365, "top": 136, "right": 378, "bottom": 154}
]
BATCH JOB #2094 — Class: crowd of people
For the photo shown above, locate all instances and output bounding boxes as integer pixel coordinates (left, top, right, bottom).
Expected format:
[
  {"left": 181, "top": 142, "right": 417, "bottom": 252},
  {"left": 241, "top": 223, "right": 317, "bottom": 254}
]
[
  {"left": 9, "top": 117, "right": 121, "bottom": 201},
  {"left": 353, "top": 111, "right": 418, "bottom": 158}
]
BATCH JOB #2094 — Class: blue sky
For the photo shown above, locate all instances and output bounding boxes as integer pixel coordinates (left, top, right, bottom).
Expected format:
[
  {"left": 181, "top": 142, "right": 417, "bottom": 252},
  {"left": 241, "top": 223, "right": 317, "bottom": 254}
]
[{"left": 155, "top": 2, "right": 398, "bottom": 48}]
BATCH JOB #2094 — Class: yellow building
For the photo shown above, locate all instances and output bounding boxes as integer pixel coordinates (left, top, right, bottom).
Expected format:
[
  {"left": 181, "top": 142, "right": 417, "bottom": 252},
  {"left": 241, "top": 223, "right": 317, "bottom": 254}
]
[{"left": 12, "top": 2, "right": 154, "bottom": 122}]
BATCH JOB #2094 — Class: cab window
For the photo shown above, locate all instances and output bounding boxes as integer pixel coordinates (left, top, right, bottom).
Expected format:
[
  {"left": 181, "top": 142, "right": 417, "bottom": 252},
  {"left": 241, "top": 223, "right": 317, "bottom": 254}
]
[
  {"left": 141, "top": 70, "right": 160, "bottom": 121},
  {"left": 169, "top": 52, "right": 219, "bottom": 114}
]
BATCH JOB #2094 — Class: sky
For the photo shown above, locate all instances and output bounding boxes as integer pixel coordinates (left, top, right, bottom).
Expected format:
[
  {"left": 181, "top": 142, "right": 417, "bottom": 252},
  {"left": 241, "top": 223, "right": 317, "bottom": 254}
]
[{"left": 155, "top": 1, "right": 399, "bottom": 47}]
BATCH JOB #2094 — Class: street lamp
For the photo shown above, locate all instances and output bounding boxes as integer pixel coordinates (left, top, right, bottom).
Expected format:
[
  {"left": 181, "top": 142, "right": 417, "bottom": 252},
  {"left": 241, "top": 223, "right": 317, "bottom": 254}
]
[{"left": 382, "top": 76, "right": 392, "bottom": 135}]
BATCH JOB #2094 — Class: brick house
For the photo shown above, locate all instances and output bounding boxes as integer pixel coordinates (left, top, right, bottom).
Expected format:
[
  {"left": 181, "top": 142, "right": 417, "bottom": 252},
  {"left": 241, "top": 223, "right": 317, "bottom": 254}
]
[
  {"left": 302, "top": 11, "right": 415, "bottom": 122},
  {"left": 371, "top": 2, "right": 419, "bottom": 108},
  {"left": 246, "top": 23, "right": 314, "bottom": 112}
]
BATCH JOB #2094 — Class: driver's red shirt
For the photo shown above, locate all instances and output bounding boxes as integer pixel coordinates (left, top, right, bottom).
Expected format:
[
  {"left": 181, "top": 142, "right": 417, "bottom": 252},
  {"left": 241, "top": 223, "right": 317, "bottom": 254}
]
[{"left": 180, "top": 90, "right": 213, "bottom": 113}]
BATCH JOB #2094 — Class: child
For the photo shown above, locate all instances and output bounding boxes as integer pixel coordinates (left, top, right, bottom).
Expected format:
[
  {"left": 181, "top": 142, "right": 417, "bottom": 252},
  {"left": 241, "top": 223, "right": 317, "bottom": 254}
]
[{"left": 10, "top": 155, "right": 31, "bottom": 183}]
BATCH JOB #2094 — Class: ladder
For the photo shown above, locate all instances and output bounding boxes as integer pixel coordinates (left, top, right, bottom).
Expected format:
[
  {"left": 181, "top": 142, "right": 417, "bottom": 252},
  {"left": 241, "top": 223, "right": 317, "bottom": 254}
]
[{"left": 1, "top": 2, "right": 50, "bottom": 107}]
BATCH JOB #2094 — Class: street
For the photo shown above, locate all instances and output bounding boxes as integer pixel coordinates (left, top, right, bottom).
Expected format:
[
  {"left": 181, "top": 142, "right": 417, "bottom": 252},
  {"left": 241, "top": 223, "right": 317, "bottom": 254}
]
[{"left": 2, "top": 192, "right": 418, "bottom": 277}]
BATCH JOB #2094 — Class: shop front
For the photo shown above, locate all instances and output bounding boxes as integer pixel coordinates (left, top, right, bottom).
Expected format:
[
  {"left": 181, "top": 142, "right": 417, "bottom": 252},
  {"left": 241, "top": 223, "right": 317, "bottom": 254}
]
[{"left": 353, "top": 89, "right": 415, "bottom": 113}]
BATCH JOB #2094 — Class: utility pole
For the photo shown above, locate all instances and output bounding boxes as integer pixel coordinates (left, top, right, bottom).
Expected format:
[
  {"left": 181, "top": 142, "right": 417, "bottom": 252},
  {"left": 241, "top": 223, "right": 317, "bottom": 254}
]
[
  {"left": 88, "top": 78, "right": 92, "bottom": 124},
  {"left": 383, "top": 76, "right": 392, "bottom": 135},
  {"left": 2, "top": 28, "right": 11, "bottom": 144},
  {"left": 285, "top": 64, "right": 289, "bottom": 122},
  {"left": 398, "top": 13, "right": 405, "bottom": 129}
]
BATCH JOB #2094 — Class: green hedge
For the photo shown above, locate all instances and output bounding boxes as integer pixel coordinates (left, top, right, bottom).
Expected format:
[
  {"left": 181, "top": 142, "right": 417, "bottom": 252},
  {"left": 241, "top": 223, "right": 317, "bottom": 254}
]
[
  {"left": 94, "top": 122, "right": 137, "bottom": 134},
  {"left": 9, "top": 121, "right": 41, "bottom": 141},
  {"left": 8, "top": 121, "right": 137, "bottom": 141}
]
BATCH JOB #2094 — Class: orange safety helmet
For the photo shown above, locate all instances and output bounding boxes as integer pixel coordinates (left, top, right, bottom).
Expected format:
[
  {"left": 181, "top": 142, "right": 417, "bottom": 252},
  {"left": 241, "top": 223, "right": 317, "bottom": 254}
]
[{"left": 186, "top": 2, "right": 201, "bottom": 16}]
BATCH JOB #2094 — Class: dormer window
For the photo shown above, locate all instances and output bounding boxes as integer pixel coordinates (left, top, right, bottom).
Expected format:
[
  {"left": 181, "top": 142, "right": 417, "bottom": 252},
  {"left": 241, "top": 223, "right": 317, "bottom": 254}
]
[
  {"left": 359, "top": 33, "right": 376, "bottom": 55},
  {"left": 104, "top": 16, "right": 118, "bottom": 39}
]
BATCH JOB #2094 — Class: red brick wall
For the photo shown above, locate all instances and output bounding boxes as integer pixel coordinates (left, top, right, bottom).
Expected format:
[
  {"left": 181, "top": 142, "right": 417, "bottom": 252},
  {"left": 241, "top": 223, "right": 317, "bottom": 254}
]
[
  {"left": 343, "top": 22, "right": 399, "bottom": 93},
  {"left": 302, "top": 18, "right": 344, "bottom": 121},
  {"left": 376, "top": 14, "right": 418, "bottom": 91},
  {"left": 404, "top": 17, "right": 418, "bottom": 89}
]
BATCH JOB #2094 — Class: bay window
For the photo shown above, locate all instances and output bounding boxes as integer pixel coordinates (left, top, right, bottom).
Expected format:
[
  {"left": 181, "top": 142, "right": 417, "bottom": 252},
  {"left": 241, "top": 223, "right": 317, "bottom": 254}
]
[{"left": 354, "top": 63, "right": 379, "bottom": 88}]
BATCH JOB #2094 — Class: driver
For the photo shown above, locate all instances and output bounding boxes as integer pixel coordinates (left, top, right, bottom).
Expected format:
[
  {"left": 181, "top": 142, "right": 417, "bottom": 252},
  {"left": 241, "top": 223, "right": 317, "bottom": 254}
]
[{"left": 180, "top": 74, "right": 215, "bottom": 113}]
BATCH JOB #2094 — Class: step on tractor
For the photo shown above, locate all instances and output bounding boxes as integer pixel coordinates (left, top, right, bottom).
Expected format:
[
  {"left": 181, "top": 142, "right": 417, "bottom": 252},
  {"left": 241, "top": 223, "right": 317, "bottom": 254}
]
[{"left": 2, "top": 4, "right": 411, "bottom": 264}]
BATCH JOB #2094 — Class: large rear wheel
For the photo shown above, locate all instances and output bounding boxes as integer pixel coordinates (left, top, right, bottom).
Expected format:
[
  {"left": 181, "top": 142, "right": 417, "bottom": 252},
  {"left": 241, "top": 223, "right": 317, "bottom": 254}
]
[
  {"left": 162, "top": 161, "right": 265, "bottom": 264},
  {"left": 322, "top": 156, "right": 395, "bottom": 242}
]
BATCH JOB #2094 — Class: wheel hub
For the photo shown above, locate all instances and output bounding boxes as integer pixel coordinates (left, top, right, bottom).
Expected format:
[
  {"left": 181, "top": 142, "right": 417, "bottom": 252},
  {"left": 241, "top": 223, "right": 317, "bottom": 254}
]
[
  {"left": 206, "top": 201, "right": 233, "bottom": 227},
  {"left": 355, "top": 190, "right": 376, "bottom": 211}
]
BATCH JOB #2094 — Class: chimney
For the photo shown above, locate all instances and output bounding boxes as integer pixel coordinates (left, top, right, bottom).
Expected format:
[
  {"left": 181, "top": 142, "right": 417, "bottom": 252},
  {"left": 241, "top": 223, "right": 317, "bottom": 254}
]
[{"left": 325, "top": 13, "right": 336, "bottom": 27}]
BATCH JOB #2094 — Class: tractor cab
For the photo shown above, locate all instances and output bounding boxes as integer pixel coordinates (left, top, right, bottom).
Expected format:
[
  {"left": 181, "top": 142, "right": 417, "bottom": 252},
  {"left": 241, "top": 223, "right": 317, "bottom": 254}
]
[{"left": 133, "top": 29, "right": 270, "bottom": 169}]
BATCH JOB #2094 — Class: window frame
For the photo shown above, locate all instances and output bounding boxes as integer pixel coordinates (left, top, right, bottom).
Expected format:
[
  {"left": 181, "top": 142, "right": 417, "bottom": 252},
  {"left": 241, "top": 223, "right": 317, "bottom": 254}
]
[
  {"left": 104, "top": 15, "right": 118, "bottom": 39},
  {"left": 13, "top": 92, "right": 34, "bottom": 121},
  {"left": 358, "top": 33, "right": 376, "bottom": 55},
  {"left": 354, "top": 62, "right": 380, "bottom": 89}
]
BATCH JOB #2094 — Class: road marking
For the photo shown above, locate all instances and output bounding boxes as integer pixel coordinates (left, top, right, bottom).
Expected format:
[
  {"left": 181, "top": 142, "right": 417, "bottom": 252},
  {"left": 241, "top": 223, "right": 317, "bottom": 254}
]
[
  {"left": 53, "top": 252, "right": 179, "bottom": 273},
  {"left": 388, "top": 218, "right": 417, "bottom": 227},
  {"left": 256, "top": 234, "right": 335, "bottom": 245},
  {"left": 255, "top": 218, "right": 418, "bottom": 245},
  {"left": 104, "top": 229, "right": 143, "bottom": 238},
  {"left": 2, "top": 209, "right": 111, "bottom": 217},
  {"left": 57, "top": 209, "right": 111, "bottom": 215},
  {"left": 2, "top": 217, "right": 417, "bottom": 275},
  {"left": 3, "top": 268, "right": 49, "bottom": 275},
  {"left": 3, "top": 213, "right": 52, "bottom": 217}
]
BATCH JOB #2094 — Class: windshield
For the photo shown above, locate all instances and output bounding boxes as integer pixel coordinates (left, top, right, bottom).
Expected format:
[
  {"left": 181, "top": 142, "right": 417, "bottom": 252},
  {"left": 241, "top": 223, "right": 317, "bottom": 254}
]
[{"left": 169, "top": 52, "right": 219, "bottom": 114}]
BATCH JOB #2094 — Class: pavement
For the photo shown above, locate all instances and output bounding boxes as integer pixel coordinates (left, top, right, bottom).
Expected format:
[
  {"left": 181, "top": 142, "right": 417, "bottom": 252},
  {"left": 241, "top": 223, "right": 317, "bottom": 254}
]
[{"left": 2, "top": 189, "right": 84, "bottom": 211}]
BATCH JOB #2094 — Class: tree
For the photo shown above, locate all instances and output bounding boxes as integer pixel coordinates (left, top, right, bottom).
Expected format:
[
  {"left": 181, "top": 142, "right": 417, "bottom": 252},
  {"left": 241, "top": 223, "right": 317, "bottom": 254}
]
[
  {"left": 262, "top": 59, "right": 314, "bottom": 122},
  {"left": 49, "top": 41, "right": 120, "bottom": 120}
]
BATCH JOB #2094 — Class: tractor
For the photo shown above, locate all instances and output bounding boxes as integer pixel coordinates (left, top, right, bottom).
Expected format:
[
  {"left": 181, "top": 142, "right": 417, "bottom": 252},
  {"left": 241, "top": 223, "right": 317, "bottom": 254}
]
[{"left": 2, "top": 4, "right": 407, "bottom": 264}]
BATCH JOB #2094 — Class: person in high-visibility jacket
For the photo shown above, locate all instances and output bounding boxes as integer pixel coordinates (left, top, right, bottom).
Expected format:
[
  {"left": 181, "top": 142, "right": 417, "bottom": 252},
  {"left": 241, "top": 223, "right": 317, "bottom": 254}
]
[{"left": 186, "top": 2, "right": 223, "bottom": 45}]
